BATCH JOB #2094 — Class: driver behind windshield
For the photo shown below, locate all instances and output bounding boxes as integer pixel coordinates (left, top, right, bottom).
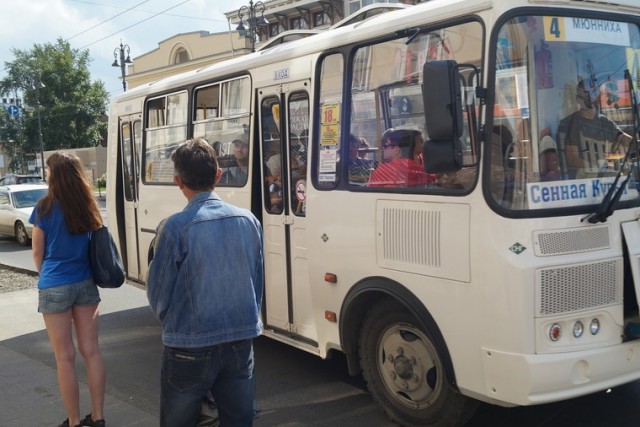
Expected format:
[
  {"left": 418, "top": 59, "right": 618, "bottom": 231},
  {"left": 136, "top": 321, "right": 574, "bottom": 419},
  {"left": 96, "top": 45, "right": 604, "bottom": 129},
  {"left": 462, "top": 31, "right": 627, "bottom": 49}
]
[{"left": 557, "top": 79, "right": 632, "bottom": 179}]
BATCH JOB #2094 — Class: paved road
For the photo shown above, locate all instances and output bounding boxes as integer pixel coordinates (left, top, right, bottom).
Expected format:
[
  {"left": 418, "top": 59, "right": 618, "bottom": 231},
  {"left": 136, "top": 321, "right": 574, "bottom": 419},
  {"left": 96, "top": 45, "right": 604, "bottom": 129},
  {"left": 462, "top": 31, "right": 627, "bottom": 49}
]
[
  {"left": 4, "top": 278, "right": 640, "bottom": 427},
  {"left": 2, "top": 195, "right": 640, "bottom": 425}
]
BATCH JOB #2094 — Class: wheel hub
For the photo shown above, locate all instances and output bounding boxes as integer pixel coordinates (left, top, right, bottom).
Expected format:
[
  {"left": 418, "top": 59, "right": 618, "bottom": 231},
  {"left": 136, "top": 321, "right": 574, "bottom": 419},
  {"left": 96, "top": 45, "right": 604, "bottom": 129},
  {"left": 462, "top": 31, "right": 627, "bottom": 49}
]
[
  {"left": 379, "top": 325, "right": 440, "bottom": 406},
  {"left": 393, "top": 354, "right": 414, "bottom": 380}
]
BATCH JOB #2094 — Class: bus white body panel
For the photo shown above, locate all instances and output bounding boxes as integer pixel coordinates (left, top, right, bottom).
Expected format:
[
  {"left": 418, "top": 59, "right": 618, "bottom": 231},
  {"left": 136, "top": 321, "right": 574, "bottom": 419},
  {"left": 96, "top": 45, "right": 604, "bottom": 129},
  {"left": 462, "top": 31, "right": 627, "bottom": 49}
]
[{"left": 105, "top": 0, "right": 640, "bottom": 424}]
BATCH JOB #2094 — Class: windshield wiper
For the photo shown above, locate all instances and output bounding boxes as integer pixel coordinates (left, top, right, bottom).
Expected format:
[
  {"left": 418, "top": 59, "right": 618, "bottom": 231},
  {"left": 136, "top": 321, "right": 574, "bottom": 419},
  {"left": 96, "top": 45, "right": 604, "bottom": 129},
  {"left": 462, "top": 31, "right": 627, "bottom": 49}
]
[
  {"left": 582, "top": 69, "right": 640, "bottom": 224},
  {"left": 581, "top": 157, "right": 631, "bottom": 224}
]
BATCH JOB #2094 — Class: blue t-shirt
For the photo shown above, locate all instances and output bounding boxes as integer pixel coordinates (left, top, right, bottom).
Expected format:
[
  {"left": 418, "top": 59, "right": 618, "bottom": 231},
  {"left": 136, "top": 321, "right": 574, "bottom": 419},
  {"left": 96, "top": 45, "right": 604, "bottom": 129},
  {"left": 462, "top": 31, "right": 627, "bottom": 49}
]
[{"left": 29, "top": 202, "right": 92, "bottom": 289}]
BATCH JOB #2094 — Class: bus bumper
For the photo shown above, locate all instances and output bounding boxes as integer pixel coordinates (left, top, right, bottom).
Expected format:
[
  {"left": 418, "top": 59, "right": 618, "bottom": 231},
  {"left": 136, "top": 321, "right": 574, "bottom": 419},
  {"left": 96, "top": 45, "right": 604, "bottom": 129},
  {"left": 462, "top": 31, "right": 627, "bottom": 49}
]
[{"left": 479, "top": 340, "right": 640, "bottom": 406}]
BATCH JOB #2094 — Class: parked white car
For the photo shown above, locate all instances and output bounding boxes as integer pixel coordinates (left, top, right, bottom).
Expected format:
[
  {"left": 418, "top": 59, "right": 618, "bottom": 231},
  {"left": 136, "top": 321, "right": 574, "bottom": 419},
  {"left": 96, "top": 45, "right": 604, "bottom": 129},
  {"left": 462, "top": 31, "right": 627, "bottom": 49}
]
[{"left": 0, "top": 184, "right": 48, "bottom": 246}]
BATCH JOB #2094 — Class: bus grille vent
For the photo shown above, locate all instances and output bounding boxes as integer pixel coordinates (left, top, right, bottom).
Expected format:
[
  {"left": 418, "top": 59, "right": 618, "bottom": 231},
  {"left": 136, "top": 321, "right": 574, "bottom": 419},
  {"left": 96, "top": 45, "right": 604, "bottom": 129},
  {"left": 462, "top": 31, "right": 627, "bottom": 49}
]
[
  {"left": 537, "top": 259, "right": 622, "bottom": 316},
  {"left": 534, "top": 226, "right": 610, "bottom": 256},
  {"left": 382, "top": 208, "right": 441, "bottom": 267}
]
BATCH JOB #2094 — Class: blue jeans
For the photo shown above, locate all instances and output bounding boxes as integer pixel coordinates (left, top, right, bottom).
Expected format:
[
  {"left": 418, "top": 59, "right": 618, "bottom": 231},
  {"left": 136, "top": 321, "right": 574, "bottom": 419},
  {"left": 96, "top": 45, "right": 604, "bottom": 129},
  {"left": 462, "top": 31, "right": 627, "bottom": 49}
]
[
  {"left": 38, "top": 278, "right": 100, "bottom": 313},
  {"left": 160, "top": 339, "right": 255, "bottom": 427}
]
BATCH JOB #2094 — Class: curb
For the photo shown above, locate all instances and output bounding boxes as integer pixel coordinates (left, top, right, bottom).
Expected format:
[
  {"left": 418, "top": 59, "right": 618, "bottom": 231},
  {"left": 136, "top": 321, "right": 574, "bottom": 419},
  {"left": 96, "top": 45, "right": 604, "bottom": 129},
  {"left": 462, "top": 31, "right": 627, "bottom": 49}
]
[{"left": 0, "top": 262, "right": 38, "bottom": 277}]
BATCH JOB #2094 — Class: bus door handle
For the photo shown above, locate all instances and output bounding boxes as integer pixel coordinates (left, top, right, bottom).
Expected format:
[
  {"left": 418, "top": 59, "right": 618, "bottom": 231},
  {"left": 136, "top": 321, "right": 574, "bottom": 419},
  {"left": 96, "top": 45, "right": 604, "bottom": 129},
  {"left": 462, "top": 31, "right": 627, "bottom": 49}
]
[{"left": 282, "top": 215, "right": 295, "bottom": 225}]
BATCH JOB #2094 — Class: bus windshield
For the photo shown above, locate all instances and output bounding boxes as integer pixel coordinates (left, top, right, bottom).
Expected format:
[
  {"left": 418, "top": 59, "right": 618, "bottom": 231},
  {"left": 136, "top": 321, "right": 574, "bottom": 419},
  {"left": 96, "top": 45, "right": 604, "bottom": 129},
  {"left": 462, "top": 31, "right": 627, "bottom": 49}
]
[{"left": 489, "top": 14, "right": 640, "bottom": 212}]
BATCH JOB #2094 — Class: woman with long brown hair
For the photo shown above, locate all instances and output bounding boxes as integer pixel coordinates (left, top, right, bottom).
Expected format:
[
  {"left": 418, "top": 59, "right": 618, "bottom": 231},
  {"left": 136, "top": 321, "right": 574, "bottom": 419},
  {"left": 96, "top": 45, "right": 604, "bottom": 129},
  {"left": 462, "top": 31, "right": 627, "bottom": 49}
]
[{"left": 29, "top": 152, "right": 107, "bottom": 427}]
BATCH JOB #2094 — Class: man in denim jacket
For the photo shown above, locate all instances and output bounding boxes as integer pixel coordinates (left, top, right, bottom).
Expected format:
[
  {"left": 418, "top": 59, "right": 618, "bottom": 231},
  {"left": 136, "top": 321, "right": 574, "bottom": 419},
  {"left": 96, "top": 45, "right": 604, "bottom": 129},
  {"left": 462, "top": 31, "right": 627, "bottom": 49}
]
[{"left": 147, "top": 137, "right": 264, "bottom": 427}]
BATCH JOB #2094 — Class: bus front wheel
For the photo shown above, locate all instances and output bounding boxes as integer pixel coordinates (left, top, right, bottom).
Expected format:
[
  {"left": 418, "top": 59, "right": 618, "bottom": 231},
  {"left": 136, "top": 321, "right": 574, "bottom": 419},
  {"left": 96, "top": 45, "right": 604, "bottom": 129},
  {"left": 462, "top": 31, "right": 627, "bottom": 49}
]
[{"left": 359, "top": 299, "right": 478, "bottom": 427}]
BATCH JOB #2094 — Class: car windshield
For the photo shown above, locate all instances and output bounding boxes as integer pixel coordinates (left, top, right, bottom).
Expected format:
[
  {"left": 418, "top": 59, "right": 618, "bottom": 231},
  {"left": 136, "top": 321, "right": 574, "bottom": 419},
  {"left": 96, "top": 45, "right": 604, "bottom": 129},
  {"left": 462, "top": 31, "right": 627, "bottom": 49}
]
[
  {"left": 13, "top": 189, "right": 47, "bottom": 209},
  {"left": 489, "top": 14, "right": 640, "bottom": 212},
  {"left": 18, "top": 176, "right": 44, "bottom": 184}
]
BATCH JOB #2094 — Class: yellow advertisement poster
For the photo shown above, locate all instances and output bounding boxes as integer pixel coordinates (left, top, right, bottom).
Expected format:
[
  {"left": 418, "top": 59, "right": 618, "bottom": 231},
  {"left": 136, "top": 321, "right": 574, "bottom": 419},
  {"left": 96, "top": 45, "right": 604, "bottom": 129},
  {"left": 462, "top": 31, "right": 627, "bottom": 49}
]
[
  {"left": 321, "top": 124, "right": 339, "bottom": 146},
  {"left": 320, "top": 103, "right": 340, "bottom": 146},
  {"left": 321, "top": 103, "right": 340, "bottom": 124}
]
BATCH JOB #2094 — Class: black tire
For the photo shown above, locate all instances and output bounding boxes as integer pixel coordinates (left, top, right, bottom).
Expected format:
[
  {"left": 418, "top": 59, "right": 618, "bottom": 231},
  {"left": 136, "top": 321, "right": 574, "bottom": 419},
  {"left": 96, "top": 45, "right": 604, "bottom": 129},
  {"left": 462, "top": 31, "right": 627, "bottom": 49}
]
[
  {"left": 359, "top": 298, "right": 478, "bottom": 427},
  {"left": 15, "top": 222, "right": 30, "bottom": 246}
]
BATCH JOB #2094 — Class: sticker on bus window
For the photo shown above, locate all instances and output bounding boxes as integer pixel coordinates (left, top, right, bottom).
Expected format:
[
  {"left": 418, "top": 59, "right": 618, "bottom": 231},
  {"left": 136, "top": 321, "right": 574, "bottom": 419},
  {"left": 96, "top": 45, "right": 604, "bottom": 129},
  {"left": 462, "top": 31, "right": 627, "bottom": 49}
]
[
  {"left": 321, "top": 124, "right": 339, "bottom": 146},
  {"left": 319, "top": 149, "right": 337, "bottom": 173},
  {"left": 295, "top": 180, "right": 307, "bottom": 201},
  {"left": 544, "top": 17, "right": 631, "bottom": 46},
  {"left": 321, "top": 103, "right": 340, "bottom": 124},
  {"left": 319, "top": 173, "right": 336, "bottom": 182}
]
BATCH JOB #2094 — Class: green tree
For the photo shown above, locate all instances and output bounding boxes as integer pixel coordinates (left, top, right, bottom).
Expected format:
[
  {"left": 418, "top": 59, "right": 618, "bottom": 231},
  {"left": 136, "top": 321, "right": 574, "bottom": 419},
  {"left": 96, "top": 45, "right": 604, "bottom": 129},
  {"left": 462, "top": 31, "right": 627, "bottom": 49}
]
[
  {"left": 0, "top": 106, "right": 29, "bottom": 172},
  {"left": 0, "top": 38, "right": 109, "bottom": 166}
]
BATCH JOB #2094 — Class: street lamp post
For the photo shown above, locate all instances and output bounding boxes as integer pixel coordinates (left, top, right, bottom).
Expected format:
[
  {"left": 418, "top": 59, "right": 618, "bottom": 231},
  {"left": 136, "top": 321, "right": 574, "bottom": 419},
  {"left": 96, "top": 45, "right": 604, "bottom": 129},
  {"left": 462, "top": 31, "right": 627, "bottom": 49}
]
[
  {"left": 236, "top": 0, "right": 269, "bottom": 52},
  {"left": 32, "top": 78, "right": 46, "bottom": 181},
  {"left": 112, "top": 41, "right": 133, "bottom": 92}
]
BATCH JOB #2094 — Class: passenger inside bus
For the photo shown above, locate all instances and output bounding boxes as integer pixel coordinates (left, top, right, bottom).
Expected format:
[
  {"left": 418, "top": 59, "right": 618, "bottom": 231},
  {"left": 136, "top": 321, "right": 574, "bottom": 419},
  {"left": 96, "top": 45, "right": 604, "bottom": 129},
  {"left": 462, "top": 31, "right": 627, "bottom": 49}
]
[
  {"left": 219, "top": 133, "right": 249, "bottom": 185},
  {"left": 290, "top": 133, "right": 308, "bottom": 214},
  {"left": 538, "top": 134, "right": 561, "bottom": 182},
  {"left": 290, "top": 134, "right": 307, "bottom": 183},
  {"left": 266, "top": 175, "right": 283, "bottom": 213},
  {"left": 411, "top": 130, "right": 424, "bottom": 166},
  {"left": 265, "top": 140, "right": 281, "bottom": 178},
  {"left": 557, "top": 79, "right": 632, "bottom": 179},
  {"left": 211, "top": 141, "right": 222, "bottom": 157},
  {"left": 489, "top": 124, "right": 516, "bottom": 201},
  {"left": 348, "top": 134, "right": 375, "bottom": 185},
  {"left": 367, "top": 128, "right": 437, "bottom": 188}
]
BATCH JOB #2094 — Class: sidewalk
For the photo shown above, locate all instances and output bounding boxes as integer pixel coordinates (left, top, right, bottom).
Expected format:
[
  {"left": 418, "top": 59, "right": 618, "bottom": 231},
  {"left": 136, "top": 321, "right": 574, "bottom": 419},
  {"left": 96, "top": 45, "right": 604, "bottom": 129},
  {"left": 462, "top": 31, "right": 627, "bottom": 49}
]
[
  {"left": 0, "top": 284, "right": 160, "bottom": 427},
  {"left": 0, "top": 194, "right": 157, "bottom": 426}
]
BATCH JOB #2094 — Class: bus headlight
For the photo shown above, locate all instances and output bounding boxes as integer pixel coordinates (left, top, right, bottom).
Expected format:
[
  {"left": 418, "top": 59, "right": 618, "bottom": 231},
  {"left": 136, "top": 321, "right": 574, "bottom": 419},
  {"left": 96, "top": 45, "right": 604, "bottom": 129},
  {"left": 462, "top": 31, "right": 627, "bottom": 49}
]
[
  {"left": 590, "top": 318, "right": 600, "bottom": 335},
  {"left": 549, "top": 323, "right": 562, "bottom": 341},
  {"left": 572, "top": 321, "right": 584, "bottom": 338}
]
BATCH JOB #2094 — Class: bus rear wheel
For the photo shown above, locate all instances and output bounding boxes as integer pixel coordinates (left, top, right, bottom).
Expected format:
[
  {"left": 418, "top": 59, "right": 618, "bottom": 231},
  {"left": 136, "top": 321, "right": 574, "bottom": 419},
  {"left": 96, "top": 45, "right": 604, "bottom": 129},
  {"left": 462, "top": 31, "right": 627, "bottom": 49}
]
[{"left": 359, "top": 299, "right": 478, "bottom": 427}]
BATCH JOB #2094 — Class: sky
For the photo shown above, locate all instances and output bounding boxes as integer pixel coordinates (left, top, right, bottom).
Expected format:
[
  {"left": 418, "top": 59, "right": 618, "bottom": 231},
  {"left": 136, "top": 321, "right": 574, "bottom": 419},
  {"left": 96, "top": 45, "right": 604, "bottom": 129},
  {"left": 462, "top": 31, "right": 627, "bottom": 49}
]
[{"left": 0, "top": 0, "right": 248, "bottom": 97}]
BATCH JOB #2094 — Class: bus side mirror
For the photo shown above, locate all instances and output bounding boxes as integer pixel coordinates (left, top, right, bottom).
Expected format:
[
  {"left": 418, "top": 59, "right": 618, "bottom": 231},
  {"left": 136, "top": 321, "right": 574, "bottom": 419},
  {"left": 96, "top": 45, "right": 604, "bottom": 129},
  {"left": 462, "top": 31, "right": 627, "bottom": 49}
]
[{"left": 422, "top": 60, "right": 463, "bottom": 173}]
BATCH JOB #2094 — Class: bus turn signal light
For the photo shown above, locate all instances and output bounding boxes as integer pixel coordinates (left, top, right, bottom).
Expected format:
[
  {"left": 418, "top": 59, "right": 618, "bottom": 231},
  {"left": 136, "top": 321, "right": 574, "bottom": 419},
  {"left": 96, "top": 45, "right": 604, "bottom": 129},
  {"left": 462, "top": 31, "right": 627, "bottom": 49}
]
[
  {"left": 324, "top": 273, "right": 337, "bottom": 283},
  {"left": 325, "top": 311, "right": 337, "bottom": 322}
]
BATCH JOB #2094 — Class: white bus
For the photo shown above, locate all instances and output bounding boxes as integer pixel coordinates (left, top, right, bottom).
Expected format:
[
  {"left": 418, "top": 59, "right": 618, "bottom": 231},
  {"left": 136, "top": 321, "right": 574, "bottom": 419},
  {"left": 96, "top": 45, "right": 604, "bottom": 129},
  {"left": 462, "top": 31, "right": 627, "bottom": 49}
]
[{"left": 106, "top": 1, "right": 640, "bottom": 425}]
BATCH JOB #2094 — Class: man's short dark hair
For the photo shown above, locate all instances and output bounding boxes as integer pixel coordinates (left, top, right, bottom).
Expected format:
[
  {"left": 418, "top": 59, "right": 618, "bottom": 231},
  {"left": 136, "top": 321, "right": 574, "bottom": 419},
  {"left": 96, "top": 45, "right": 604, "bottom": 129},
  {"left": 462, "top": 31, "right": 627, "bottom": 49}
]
[
  {"left": 171, "top": 138, "right": 219, "bottom": 191},
  {"left": 382, "top": 128, "right": 413, "bottom": 158}
]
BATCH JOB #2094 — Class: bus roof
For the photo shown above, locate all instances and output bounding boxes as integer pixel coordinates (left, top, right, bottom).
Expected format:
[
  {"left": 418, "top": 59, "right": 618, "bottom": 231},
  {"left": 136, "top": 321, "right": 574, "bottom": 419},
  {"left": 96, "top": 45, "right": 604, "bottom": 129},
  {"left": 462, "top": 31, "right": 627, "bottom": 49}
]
[{"left": 110, "top": 0, "right": 636, "bottom": 103}]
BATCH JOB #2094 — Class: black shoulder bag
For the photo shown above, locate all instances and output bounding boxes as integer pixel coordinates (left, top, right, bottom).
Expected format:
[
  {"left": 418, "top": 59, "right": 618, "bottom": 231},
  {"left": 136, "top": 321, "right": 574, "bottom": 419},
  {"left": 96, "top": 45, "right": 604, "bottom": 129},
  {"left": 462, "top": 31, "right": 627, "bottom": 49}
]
[{"left": 89, "top": 226, "right": 125, "bottom": 288}]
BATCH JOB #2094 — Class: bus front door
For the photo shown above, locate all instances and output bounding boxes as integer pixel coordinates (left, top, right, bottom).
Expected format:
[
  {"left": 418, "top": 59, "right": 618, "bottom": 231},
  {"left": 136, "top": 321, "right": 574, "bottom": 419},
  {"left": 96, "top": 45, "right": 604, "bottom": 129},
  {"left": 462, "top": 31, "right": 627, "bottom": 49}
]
[{"left": 258, "top": 82, "right": 317, "bottom": 345}]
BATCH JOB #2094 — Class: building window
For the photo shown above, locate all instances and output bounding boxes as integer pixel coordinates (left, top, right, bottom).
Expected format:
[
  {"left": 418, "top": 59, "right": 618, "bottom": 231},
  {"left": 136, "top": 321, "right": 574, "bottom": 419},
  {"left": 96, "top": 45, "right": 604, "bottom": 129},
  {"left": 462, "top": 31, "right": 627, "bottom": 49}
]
[
  {"left": 290, "top": 16, "right": 307, "bottom": 30},
  {"left": 172, "top": 48, "right": 189, "bottom": 65},
  {"left": 313, "top": 11, "right": 331, "bottom": 27},
  {"left": 349, "top": 0, "right": 392, "bottom": 15},
  {"left": 269, "top": 22, "right": 284, "bottom": 37}
]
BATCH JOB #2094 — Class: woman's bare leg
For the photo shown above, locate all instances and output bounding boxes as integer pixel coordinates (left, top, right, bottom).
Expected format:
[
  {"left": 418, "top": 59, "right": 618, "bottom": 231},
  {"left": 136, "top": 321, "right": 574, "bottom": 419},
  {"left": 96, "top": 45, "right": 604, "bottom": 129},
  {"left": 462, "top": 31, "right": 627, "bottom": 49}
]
[
  {"left": 74, "top": 304, "right": 105, "bottom": 421},
  {"left": 43, "top": 311, "right": 81, "bottom": 426}
]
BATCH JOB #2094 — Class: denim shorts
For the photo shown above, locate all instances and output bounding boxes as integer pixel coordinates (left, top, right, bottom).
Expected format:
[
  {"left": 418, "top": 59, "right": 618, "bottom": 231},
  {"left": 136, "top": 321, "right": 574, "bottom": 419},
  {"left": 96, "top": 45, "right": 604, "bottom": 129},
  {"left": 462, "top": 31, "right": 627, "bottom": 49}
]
[{"left": 38, "top": 278, "right": 101, "bottom": 314}]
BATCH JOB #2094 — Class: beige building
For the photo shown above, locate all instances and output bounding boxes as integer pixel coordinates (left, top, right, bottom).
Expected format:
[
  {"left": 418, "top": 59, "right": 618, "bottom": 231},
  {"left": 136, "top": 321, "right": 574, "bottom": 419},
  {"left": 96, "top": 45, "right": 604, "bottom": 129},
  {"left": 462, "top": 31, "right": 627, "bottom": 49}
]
[
  {"left": 39, "top": 146, "right": 107, "bottom": 185},
  {"left": 124, "top": 31, "right": 252, "bottom": 90},
  {"left": 123, "top": 0, "right": 419, "bottom": 90}
]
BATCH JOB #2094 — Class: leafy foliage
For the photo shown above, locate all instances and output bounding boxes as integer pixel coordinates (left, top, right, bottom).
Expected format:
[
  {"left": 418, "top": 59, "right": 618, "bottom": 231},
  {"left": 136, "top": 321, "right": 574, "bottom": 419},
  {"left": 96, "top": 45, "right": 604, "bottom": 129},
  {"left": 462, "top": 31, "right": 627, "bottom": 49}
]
[
  {"left": 97, "top": 173, "right": 107, "bottom": 190},
  {"left": 0, "top": 38, "right": 109, "bottom": 171}
]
